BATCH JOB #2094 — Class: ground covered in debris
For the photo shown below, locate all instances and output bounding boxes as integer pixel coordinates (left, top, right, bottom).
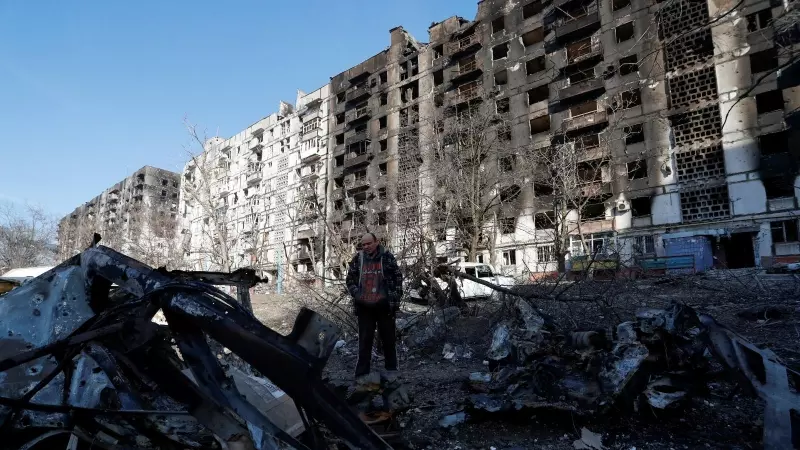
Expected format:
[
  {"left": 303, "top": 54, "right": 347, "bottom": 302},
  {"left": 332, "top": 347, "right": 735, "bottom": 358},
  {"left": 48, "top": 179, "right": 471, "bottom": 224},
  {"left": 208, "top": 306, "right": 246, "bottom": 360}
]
[{"left": 322, "top": 270, "right": 800, "bottom": 449}]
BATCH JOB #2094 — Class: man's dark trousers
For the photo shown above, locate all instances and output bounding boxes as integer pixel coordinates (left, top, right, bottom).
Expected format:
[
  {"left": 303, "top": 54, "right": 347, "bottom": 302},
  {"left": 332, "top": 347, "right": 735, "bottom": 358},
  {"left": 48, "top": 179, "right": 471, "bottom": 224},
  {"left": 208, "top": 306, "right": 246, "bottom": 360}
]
[{"left": 355, "top": 305, "right": 398, "bottom": 377}]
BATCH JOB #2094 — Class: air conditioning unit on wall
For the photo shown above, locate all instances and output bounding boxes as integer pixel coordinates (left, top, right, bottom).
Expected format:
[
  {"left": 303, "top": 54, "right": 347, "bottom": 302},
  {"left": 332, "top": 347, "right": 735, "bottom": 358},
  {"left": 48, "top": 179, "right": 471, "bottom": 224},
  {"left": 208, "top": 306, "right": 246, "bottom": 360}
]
[{"left": 616, "top": 201, "right": 629, "bottom": 212}]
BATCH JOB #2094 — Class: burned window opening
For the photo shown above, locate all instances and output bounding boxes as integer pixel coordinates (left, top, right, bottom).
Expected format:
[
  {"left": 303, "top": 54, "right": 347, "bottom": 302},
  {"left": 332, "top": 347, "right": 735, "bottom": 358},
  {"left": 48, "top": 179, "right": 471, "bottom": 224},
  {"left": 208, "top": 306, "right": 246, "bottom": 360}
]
[
  {"left": 500, "top": 155, "right": 515, "bottom": 172},
  {"left": 528, "top": 85, "right": 549, "bottom": 104},
  {"left": 613, "top": 0, "right": 631, "bottom": 10},
  {"left": 627, "top": 159, "right": 648, "bottom": 180},
  {"left": 495, "top": 70, "right": 508, "bottom": 86},
  {"left": 755, "top": 90, "right": 784, "bottom": 114},
  {"left": 500, "top": 185, "right": 522, "bottom": 203},
  {"left": 492, "top": 16, "right": 506, "bottom": 34},
  {"left": 379, "top": 116, "right": 387, "bottom": 129},
  {"left": 619, "top": 54, "right": 638, "bottom": 76},
  {"left": 624, "top": 123, "right": 645, "bottom": 145},
  {"left": 631, "top": 196, "right": 652, "bottom": 217},
  {"left": 493, "top": 43, "right": 510, "bottom": 60},
  {"left": 526, "top": 56, "right": 546, "bottom": 75},
  {"left": 434, "top": 69, "right": 444, "bottom": 86},
  {"left": 750, "top": 48, "right": 778, "bottom": 73},
  {"left": 771, "top": 219, "right": 799, "bottom": 243},
  {"left": 616, "top": 22, "right": 635, "bottom": 43},
  {"left": 758, "top": 131, "right": 789, "bottom": 156},
  {"left": 523, "top": 0, "right": 545, "bottom": 18},
  {"left": 496, "top": 97, "right": 510, "bottom": 114},
  {"left": 747, "top": 9, "right": 772, "bottom": 33},
  {"left": 530, "top": 115, "right": 551, "bottom": 135},
  {"left": 535, "top": 211, "right": 556, "bottom": 228}
]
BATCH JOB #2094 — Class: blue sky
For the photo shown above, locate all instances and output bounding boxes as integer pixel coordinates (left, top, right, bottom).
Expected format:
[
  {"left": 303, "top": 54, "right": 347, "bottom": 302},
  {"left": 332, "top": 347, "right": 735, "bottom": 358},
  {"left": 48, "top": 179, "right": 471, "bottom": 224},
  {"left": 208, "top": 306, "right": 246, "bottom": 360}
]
[{"left": 0, "top": 0, "right": 476, "bottom": 216}]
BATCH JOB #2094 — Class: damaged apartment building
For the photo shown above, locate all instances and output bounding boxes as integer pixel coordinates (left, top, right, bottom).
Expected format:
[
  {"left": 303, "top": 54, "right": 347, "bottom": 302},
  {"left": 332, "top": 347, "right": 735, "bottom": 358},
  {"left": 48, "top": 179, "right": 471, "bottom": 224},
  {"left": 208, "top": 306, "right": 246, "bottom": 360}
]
[
  {"left": 180, "top": 87, "right": 329, "bottom": 283},
  {"left": 174, "top": 0, "right": 799, "bottom": 280},
  {"left": 373, "top": 0, "right": 798, "bottom": 275},
  {"left": 57, "top": 166, "right": 181, "bottom": 264}
]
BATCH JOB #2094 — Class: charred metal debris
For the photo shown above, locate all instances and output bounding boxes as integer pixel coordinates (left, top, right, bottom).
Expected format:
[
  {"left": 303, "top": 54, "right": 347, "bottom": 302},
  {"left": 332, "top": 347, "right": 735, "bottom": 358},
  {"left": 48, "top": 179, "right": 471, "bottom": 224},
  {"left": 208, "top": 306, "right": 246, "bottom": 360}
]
[
  {"left": 0, "top": 244, "right": 392, "bottom": 450},
  {"left": 457, "top": 299, "right": 800, "bottom": 449}
]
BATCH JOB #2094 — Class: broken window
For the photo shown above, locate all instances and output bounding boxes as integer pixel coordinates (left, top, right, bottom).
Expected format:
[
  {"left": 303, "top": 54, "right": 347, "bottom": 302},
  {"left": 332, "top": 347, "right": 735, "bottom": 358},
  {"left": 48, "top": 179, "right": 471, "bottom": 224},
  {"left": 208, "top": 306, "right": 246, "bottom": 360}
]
[
  {"left": 526, "top": 56, "right": 546, "bottom": 75},
  {"left": 336, "top": 113, "right": 345, "bottom": 125},
  {"left": 535, "top": 211, "right": 555, "bottom": 229},
  {"left": 493, "top": 43, "right": 510, "bottom": 60},
  {"left": 627, "top": 160, "right": 648, "bottom": 179},
  {"left": 577, "top": 160, "right": 604, "bottom": 183},
  {"left": 613, "top": 0, "right": 631, "bottom": 10},
  {"left": 492, "top": 16, "right": 506, "bottom": 34},
  {"left": 758, "top": 130, "right": 789, "bottom": 155},
  {"left": 334, "top": 155, "right": 345, "bottom": 167},
  {"left": 496, "top": 97, "right": 510, "bottom": 114},
  {"left": 624, "top": 123, "right": 645, "bottom": 145},
  {"left": 378, "top": 212, "right": 387, "bottom": 225},
  {"left": 750, "top": 48, "right": 778, "bottom": 73},
  {"left": 500, "top": 217, "right": 516, "bottom": 234},
  {"left": 571, "top": 100, "right": 597, "bottom": 117},
  {"left": 435, "top": 93, "right": 444, "bottom": 107},
  {"left": 755, "top": 89, "right": 784, "bottom": 114},
  {"left": 616, "top": 22, "right": 635, "bottom": 43},
  {"left": 378, "top": 187, "right": 387, "bottom": 199},
  {"left": 379, "top": 116, "right": 387, "bottom": 129},
  {"left": 528, "top": 85, "right": 549, "bottom": 104},
  {"left": 523, "top": 0, "right": 545, "bottom": 18},
  {"left": 337, "top": 92, "right": 345, "bottom": 103},
  {"left": 380, "top": 93, "right": 388, "bottom": 106},
  {"left": 433, "top": 45, "right": 444, "bottom": 59},
  {"left": 574, "top": 133, "right": 599, "bottom": 149},
  {"left": 379, "top": 139, "right": 388, "bottom": 152},
  {"left": 530, "top": 115, "right": 551, "bottom": 134},
  {"left": 747, "top": 8, "right": 772, "bottom": 33},
  {"left": 619, "top": 54, "right": 638, "bottom": 76},
  {"left": 763, "top": 176, "right": 794, "bottom": 199},
  {"left": 434, "top": 69, "right": 444, "bottom": 86},
  {"left": 771, "top": 220, "right": 798, "bottom": 243},
  {"left": 495, "top": 69, "right": 508, "bottom": 86},
  {"left": 630, "top": 196, "right": 652, "bottom": 217},
  {"left": 410, "top": 57, "right": 419, "bottom": 76},
  {"left": 379, "top": 163, "right": 388, "bottom": 175},
  {"left": 502, "top": 249, "right": 517, "bottom": 265},
  {"left": 500, "top": 155, "right": 515, "bottom": 172},
  {"left": 616, "top": 89, "right": 642, "bottom": 109},
  {"left": 581, "top": 200, "right": 607, "bottom": 220},
  {"left": 335, "top": 133, "right": 344, "bottom": 145},
  {"left": 522, "top": 27, "right": 545, "bottom": 47},
  {"left": 380, "top": 72, "right": 388, "bottom": 84}
]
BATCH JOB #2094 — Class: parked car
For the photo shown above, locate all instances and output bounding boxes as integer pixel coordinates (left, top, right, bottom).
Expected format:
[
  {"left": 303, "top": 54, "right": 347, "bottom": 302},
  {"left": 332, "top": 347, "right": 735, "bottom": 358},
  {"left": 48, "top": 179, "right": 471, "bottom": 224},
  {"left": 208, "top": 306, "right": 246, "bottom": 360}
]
[{"left": 454, "top": 262, "right": 517, "bottom": 300}]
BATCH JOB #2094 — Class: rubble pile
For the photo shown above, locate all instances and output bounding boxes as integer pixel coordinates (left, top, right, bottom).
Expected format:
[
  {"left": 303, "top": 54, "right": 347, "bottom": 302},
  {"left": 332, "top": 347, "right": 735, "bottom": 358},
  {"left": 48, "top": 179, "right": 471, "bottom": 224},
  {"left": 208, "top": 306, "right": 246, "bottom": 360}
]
[{"left": 443, "top": 299, "right": 800, "bottom": 448}]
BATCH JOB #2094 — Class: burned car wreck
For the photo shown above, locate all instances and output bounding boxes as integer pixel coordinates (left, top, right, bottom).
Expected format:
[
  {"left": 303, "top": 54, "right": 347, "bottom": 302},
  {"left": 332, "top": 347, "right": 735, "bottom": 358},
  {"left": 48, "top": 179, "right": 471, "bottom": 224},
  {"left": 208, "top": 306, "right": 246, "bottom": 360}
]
[{"left": 0, "top": 244, "right": 392, "bottom": 450}]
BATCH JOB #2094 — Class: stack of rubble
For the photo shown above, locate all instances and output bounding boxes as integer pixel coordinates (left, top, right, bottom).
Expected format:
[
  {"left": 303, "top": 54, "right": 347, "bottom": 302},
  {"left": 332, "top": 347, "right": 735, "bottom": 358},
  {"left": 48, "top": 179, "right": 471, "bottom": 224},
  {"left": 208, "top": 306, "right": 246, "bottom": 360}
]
[{"left": 443, "top": 299, "right": 799, "bottom": 448}]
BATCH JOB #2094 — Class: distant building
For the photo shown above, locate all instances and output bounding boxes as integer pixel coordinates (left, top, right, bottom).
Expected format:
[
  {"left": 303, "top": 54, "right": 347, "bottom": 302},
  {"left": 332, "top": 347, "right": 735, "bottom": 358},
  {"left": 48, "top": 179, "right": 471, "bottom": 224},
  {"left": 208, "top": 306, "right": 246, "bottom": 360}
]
[{"left": 57, "top": 166, "right": 181, "bottom": 266}]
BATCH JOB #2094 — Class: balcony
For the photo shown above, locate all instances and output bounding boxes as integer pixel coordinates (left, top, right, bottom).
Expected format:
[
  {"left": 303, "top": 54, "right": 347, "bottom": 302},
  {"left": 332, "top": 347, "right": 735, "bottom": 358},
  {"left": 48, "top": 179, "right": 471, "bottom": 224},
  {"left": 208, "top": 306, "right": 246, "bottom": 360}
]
[
  {"left": 345, "top": 176, "right": 369, "bottom": 191},
  {"left": 556, "top": 77, "right": 604, "bottom": 102},
  {"left": 346, "top": 130, "right": 369, "bottom": 145},
  {"left": 345, "top": 85, "right": 370, "bottom": 103},
  {"left": 346, "top": 105, "right": 372, "bottom": 124},
  {"left": 446, "top": 32, "right": 482, "bottom": 59},
  {"left": 300, "top": 145, "right": 322, "bottom": 162},
  {"left": 246, "top": 166, "right": 263, "bottom": 185},
  {"left": 564, "top": 110, "right": 607, "bottom": 132},
  {"left": 344, "top": 153, "right": 371, "bottom": 170},
  {"left": 566, "top": 39, "right": 603, "bottom": 65},
  {"left": 447, "top": 84, "right": 483, "bottom": 105},
  {"left": 248, "top": 139, "right": 263, "bottom": 152},
  {"left": 302, "top": 127, "right": 321, "bottom": 141},
  {"left": 451, "top": 58, "right": 483, "bottom": 84},
  {"left": 554, "top": 11, "right": 600, "bottom": 43},
  {"left": 301, "top": 170, "right": 319, "bottom": 181},
  {"left": 332, "top": 188, "right": 345, "bottom": 200}
]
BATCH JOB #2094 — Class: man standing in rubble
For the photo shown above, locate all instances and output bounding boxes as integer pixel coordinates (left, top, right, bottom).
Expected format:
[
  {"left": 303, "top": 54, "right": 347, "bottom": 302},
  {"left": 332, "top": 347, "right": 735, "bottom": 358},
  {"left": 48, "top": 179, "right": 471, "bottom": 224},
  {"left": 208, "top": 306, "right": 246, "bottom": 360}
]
[{"left": 346, "top": 232, "right": 403, "bottom": 387}]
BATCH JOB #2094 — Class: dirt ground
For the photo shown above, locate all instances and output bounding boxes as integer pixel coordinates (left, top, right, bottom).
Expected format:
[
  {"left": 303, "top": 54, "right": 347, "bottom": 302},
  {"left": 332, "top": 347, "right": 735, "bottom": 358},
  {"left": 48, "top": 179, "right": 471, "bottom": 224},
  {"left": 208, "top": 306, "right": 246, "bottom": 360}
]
[
  {"left": 250, "top": 270, "right": 799, "bottom": 449},
  {"left": 317, "top": 269, "right": 799, "bottom": 450}
]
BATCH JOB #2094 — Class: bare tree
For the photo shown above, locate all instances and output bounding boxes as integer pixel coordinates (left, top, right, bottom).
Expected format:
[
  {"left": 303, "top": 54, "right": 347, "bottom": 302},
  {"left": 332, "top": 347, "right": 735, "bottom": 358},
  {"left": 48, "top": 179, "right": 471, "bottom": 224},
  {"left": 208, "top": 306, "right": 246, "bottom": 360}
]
[
  {"left": 0, "top": 202, "right": 56, "bottom": 271},
  {"left": 180, "top": 121, "right": 236, "bottom": 272}
]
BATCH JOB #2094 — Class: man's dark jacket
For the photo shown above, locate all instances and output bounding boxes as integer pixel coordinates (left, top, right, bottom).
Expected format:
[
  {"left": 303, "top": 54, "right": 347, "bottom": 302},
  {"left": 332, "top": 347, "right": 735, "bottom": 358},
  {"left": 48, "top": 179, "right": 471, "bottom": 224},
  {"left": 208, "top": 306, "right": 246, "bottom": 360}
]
[{"left": 345, "top": 245, "right": 403, "bottom": 314}]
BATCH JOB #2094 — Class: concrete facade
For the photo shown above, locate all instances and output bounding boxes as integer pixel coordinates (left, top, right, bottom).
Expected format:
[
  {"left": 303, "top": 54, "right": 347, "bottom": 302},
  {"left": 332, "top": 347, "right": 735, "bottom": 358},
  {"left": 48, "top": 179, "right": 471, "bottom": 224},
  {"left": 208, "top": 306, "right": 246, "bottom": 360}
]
[
  {"left": 57, "top": 166, "right": 181, "bottom": 265},
  {"left": 173, "top": 0, "right": 799, "bottom": 281},
  {"left": 180, "top": 87, "right": 330, "bottom": 282}
]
